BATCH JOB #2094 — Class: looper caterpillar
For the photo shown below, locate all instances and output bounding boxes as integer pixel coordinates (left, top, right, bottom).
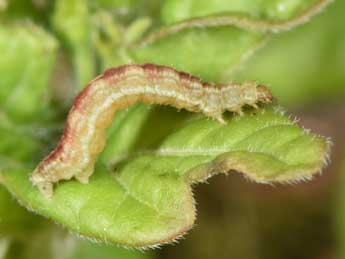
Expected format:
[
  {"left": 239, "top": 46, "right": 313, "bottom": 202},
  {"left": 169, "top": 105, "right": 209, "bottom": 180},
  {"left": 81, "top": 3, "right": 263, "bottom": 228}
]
[{"left": 31, "top": 64, "right": 273, "bottom": 198}]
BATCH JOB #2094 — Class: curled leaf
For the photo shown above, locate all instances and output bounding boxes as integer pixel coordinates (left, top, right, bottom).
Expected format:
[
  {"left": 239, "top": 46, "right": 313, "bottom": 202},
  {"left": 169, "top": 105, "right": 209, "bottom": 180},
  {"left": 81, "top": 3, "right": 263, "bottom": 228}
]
[{"left": 0, "top": 107, "right": 329, "bottom": 247}]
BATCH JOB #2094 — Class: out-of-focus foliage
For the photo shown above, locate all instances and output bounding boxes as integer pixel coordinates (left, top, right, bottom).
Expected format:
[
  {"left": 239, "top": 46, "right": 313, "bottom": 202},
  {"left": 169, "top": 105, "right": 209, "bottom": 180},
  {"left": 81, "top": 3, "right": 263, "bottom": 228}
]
[
  {"left": 338, "top": 155, "right": 345, "bottom": 259},
  {"left": 95, "top": 0, "right": 332, "bottom": 82},
  {"left": 161, "top": 0, "right": 326, "bottom": 24},
  {"left": 0, "top": 0, "right": 53, "bottom": 22},
  {"left": 234, "top": 0, "right": 345, "bottom": 106},
  {"left": 0, "top": 186, "right": 41, "bottom": 237},
  {"left": 130, "top": 27, "right": 265, "bottom": 82},
  {"left": 53, "top": 0, "right": 95, "bottom": 87},
  {"left": 0, "top": 23, "right": 57, "bottom": 122}
]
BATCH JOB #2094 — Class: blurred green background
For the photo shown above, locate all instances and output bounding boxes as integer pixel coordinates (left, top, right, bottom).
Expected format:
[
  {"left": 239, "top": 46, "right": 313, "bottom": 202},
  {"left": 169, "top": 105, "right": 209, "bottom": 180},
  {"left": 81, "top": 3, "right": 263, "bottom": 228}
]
[{"left": 0, "top": 0, "right": 344, "bottom": 258}]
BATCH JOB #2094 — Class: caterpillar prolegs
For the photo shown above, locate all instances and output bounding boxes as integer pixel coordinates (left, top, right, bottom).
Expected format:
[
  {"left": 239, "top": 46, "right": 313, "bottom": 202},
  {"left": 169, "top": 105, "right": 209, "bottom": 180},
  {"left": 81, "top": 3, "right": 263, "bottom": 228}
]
[{"left": 31, "top": 64, "right": 273, "bottom": 198}]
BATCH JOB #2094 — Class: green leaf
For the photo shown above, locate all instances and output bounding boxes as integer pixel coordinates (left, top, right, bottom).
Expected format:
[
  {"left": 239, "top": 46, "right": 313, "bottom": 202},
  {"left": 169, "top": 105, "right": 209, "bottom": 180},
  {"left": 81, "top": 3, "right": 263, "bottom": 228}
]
[
  {"left": 130, "top": 27, "right": 266, "bottom": 83},
  {"left": 0, "top": 22, "right": 57, "bottom": 122},
  {"left": 92, "top": 3, "right": 268, "bottom": 82},
  {"left": 89, "top": 0, "right": 162, "bottom": 23},
  {"left": 89, "top": 0, "right": 161, "bottom": 11},
  {"left": 123, "top": 0, "right": 332, "bottom": 83},
  {"left": 53, "top": 0, "right": 95, "bottom": 87},
  {"left": 234, "top": 0, "right": 345, "bottom": 106},
  {"left": 91, "top": 0, "right": 135, "bottom": 9},
  {"left": 0, "top": 108, "right": 329, "bottom": 247},
  {"left": 0, "top": 175, "right": 152, "bottom": 258},
  {"left": 161, "top": 0, "right": 332, "bottom": 29},
  {"left": 93, "top": 0, "right": 331, "bottom": 84}
]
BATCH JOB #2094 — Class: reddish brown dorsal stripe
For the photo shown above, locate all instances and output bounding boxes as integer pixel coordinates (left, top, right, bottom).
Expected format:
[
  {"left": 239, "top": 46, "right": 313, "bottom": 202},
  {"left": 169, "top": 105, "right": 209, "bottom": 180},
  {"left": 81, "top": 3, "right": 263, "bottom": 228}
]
[{"left": 30, "top": 64, "right": 273, "bottom": 198}]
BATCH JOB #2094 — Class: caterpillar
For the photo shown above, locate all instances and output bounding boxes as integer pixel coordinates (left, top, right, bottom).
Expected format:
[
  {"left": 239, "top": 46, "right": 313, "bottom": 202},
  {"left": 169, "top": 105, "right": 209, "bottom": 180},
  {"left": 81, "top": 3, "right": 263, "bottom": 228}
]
[{"left": 30, "top": 64, "right": 273, "bottom": 198}]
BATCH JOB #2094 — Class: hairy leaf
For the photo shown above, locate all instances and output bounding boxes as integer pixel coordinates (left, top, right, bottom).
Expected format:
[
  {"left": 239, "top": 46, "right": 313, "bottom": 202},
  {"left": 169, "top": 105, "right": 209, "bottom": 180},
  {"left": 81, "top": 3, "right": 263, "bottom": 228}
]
[{"left": 0, "top": 108, "right": 329, "bottom": 247}]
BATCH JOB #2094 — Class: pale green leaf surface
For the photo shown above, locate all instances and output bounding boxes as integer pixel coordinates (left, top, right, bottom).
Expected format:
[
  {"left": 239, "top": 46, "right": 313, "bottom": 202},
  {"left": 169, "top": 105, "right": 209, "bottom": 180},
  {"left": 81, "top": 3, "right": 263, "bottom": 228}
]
[
  {"left": 0, "top": 108, "right": 329, "bottom": 247},
  {"left": 0, "top": 23, "right": 57, "bottom": 122}
]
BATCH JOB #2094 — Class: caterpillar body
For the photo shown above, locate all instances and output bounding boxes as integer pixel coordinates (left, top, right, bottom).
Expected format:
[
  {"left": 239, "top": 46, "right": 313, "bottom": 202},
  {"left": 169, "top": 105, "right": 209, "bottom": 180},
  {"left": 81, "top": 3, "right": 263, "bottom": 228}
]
[{"left": 31, "top": 64, "right": 273, "bottom": 198}]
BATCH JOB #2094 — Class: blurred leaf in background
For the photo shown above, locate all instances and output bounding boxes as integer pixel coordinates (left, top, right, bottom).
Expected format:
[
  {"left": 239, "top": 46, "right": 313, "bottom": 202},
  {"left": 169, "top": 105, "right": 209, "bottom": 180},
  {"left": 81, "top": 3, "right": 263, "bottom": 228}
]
[
  {"left": 53, "top": 0, "right": 95, "bottom": 88},
  {"left": 0, "top": 23, "right": 57, "bottom": 122},
  {"left": 338, "top": 154, "right": 345, "bottom": 259},
  {"left": 234, "top": 0, "right": 345, "bottom": 107},
  {"left": 161, "top": 0, "right": 328, "bottom": 24}
]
